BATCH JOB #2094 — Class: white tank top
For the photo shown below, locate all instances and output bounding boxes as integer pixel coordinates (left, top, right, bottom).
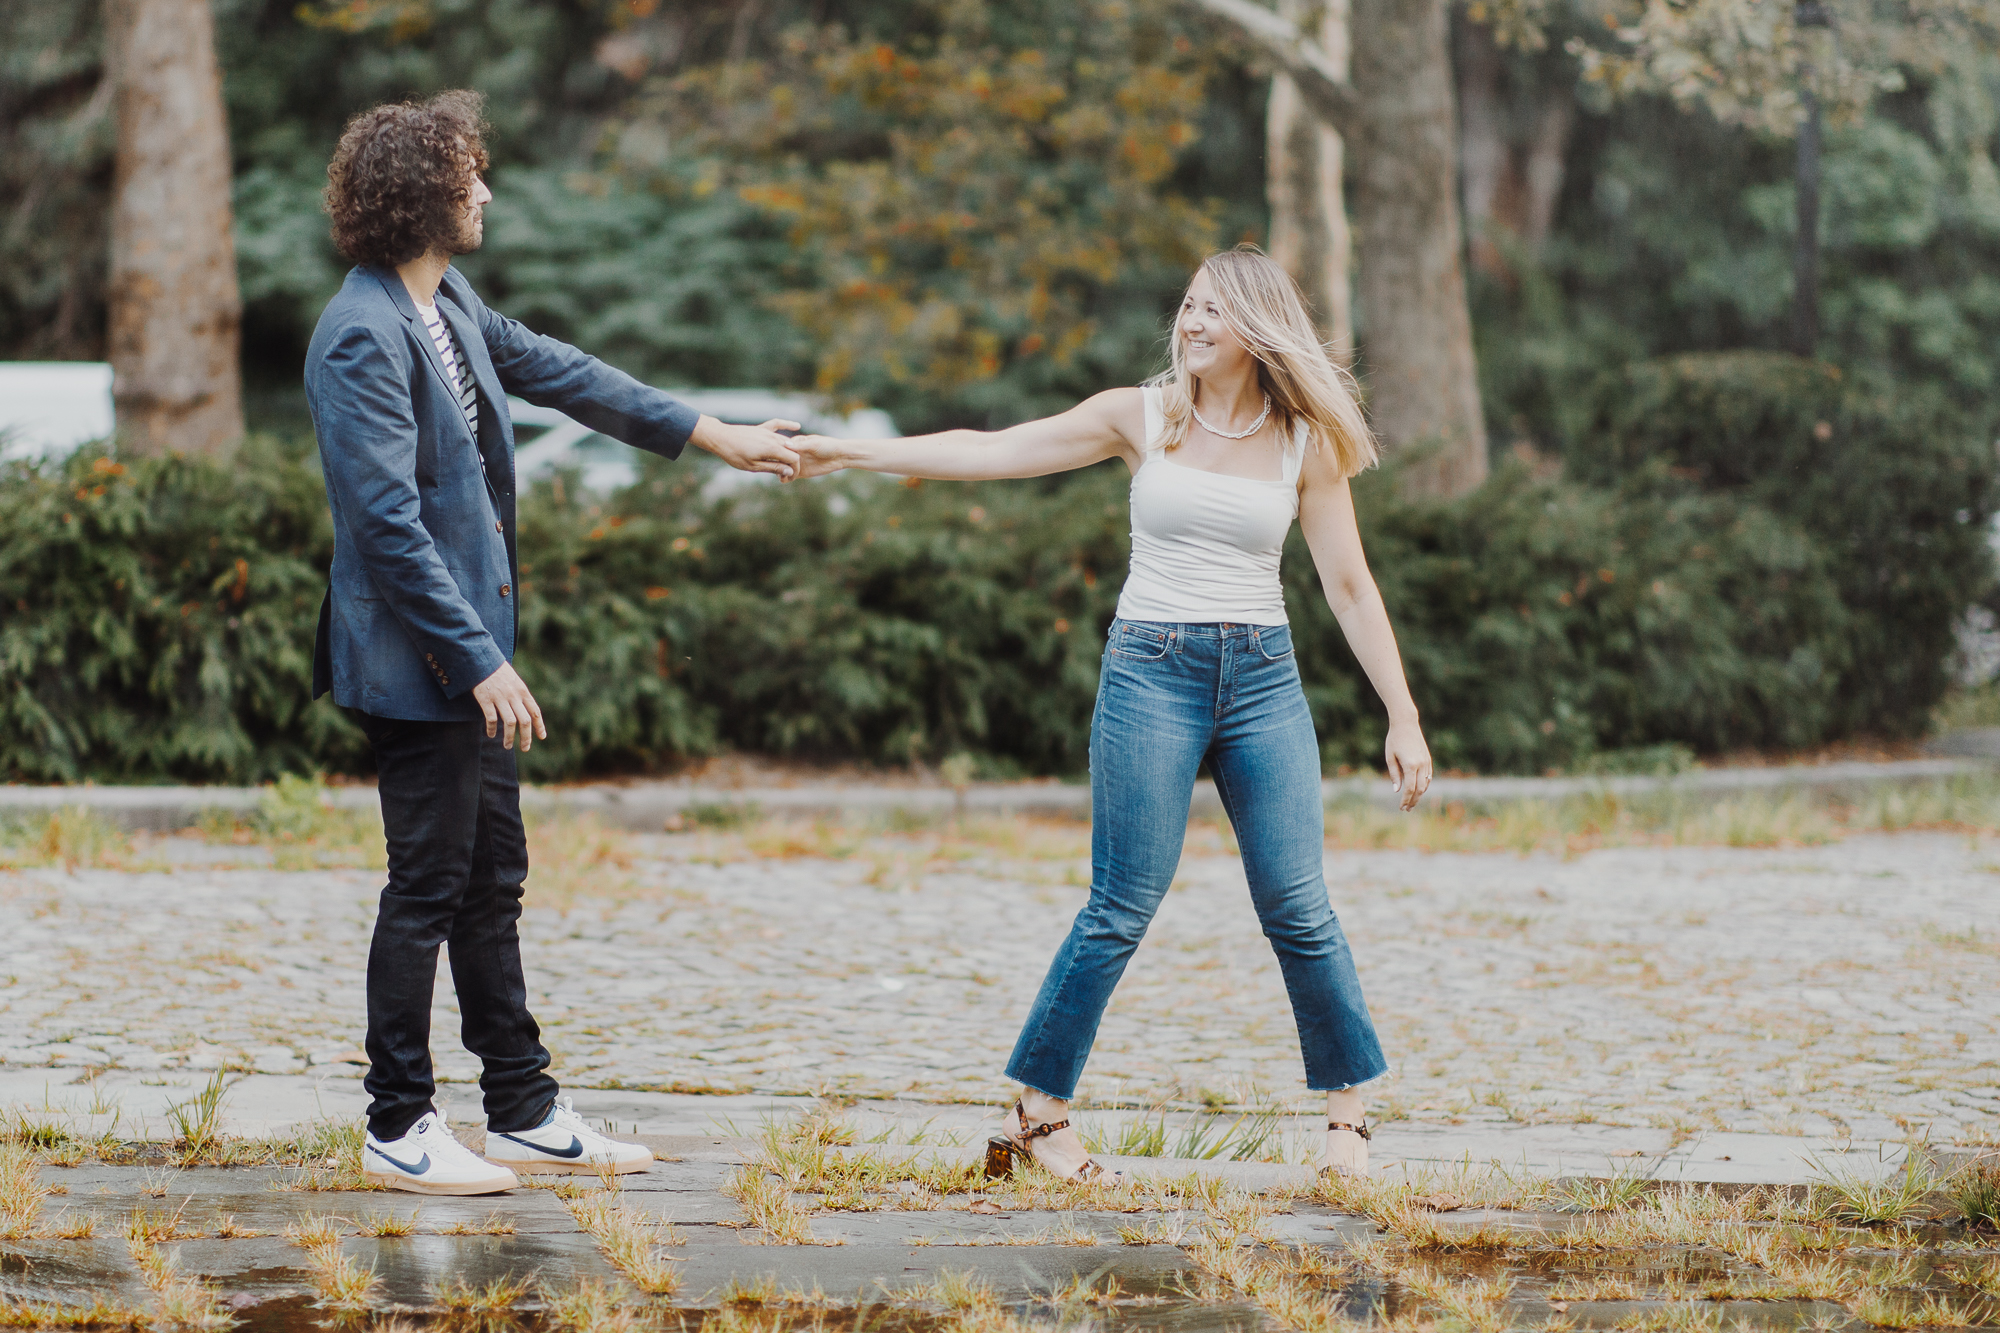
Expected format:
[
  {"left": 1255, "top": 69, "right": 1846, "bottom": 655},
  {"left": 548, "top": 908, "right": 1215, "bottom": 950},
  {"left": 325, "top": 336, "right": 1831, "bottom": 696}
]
[{"left": 1114, "top": 384, "right": 1306, "bottom": 627}]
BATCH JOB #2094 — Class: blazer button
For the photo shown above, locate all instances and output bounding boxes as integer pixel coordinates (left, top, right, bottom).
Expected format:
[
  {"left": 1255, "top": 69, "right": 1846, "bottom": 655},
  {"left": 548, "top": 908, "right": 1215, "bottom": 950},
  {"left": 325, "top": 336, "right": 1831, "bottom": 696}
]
[
  {"left": 499, "top": 584, "right": 510, "bottom": 597},
  {"left": 425, "top": 653, "right": 434, "bottom": 661},
  {"left": 495, "top": 521, "right": 503, "bottom": 532}
]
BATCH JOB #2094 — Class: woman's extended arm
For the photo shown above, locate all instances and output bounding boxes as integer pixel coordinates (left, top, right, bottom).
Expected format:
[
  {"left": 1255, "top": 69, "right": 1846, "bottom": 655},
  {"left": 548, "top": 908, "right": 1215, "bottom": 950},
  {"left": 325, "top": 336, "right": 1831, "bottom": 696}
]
[
  {"left": 1297, "top": 450, "right": 1434, "bottom": 810},
  {"left": 794, "top": 388, "right": 1146, "bottom": 481}
]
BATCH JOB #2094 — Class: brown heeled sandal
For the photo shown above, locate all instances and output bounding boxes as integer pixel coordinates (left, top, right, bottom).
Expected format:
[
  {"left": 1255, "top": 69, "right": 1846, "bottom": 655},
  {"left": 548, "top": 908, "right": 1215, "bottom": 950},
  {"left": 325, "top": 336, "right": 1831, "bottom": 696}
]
[
  {"left": 983, "top": 1100, "right": 1123, "bottom": 1183},
  {"left": 1319, "top": 1119, "right": 1371, "bottom": 1180}
]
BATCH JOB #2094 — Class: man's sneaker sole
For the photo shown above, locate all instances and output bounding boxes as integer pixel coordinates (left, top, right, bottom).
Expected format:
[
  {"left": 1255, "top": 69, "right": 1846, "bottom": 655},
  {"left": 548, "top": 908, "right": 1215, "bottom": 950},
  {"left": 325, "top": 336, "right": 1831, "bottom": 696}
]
[
  {"left": 363, "top": 1167, "right": 519, "bottom": 1195},
  {"left": 481, "top": 1153, "right": 652, "bottom": 1176}
]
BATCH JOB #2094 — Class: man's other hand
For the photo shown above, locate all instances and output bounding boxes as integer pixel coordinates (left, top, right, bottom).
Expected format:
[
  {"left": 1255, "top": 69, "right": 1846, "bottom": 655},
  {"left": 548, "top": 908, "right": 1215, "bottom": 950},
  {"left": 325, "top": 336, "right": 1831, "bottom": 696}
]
[
  {"left": 471, "top": 661, "right": 547, "bottom": 751},
  {"left": 691, "top": 415, "right": 801, "bottom": 480}
]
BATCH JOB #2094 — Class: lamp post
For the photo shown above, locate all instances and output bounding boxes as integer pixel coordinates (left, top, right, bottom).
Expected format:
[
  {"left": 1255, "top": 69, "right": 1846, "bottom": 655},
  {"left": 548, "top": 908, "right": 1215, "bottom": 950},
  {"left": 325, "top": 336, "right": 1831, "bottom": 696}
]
[{"left": 1790, "top": 0, "right": 1832, "bottom": 358}]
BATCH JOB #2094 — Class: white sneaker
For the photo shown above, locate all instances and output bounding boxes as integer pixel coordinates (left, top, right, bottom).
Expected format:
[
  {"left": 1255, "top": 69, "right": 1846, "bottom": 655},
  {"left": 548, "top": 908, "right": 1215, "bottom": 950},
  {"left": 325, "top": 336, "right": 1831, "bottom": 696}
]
[
  {"left": 483, "top": 1097, "right": 654, "bottom": 1176},
  {"left": 364, "top": 1112, "right": 520, "bottom": 1195}
]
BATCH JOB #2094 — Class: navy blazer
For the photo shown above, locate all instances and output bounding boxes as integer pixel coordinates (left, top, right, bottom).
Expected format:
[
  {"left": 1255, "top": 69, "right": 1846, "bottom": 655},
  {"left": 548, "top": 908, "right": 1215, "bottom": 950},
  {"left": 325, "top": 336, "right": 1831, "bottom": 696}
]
[{"left": 306, "top": 264, "right": 699, "bottom": 720}]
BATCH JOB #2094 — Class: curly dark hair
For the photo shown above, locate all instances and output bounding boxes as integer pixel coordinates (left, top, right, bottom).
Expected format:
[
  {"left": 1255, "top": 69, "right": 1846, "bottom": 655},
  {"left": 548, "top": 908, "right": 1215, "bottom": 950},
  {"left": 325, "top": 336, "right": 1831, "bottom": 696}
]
[{"left": 324, "top": 90, "right": 490, "bottom": 268}]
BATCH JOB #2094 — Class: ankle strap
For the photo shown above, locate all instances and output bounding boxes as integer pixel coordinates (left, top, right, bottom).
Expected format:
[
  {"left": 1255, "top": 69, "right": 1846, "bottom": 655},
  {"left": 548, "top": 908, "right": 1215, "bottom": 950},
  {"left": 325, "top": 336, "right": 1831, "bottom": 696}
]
[
  {"left": 1328, "top": 1120, "right": 1371, "bottom": 1140},
  {"left": 1015, "top": 1099, "right": 1070, "bottom": 1140}
]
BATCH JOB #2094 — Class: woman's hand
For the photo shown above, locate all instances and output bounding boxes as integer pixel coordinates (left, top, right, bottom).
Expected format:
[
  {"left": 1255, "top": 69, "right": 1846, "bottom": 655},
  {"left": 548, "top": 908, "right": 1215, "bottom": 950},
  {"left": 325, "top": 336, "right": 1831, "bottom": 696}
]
[
  {"left": 788, "top": 434, "right": 852, "bottom": 481},
  {"left": 1385, "top": 717, "right": 1433, "bottom": 811}
]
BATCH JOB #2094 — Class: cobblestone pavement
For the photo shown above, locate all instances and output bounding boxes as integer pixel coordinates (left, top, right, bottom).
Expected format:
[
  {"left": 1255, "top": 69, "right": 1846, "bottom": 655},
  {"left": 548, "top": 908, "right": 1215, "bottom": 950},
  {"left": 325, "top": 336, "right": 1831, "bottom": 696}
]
[{"left": 1, "top": 822, "right": 1995, "bottom": 1144}]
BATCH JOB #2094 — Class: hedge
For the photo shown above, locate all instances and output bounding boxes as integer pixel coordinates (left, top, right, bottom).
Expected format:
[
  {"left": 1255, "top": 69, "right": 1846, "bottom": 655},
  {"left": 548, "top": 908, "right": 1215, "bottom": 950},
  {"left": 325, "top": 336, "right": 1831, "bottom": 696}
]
[{"left": 2, "top": 352, "right": 1989, "bottom": 782}]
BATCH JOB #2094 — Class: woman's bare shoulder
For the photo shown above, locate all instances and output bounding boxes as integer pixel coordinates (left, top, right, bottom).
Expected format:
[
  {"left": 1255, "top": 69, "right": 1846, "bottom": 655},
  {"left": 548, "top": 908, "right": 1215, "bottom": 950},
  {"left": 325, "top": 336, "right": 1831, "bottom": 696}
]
[{"left": 1077, "top": 386, "right": 1149, "bottom": 453}]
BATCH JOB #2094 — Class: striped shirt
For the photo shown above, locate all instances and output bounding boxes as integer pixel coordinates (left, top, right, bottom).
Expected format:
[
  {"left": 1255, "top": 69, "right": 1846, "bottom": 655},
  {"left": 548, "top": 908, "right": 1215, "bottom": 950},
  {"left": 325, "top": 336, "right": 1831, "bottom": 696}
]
[{"left": 416, "top": 299, "right": 479, "bottom": 439}]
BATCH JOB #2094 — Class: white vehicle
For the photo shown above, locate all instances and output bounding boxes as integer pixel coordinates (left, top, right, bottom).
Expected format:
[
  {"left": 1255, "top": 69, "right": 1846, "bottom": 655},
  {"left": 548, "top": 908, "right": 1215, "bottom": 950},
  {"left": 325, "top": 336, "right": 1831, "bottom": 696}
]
[
  {"left": 509, "top": 388, "right": 896, "bottom": 494},
  {"left": 0, "top": 363, "right": 115, "bottom": 463}
]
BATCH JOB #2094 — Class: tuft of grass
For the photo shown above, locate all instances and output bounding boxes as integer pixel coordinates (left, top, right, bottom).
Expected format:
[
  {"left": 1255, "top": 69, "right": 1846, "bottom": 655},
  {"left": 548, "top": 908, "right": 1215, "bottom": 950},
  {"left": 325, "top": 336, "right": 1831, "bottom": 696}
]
[
  {"left": 1115, "top": 1213, "right": 1193, "bottom": 1246},
  {"left": 0, "top": 1296, "right": 149, "bottom": 1329},
  {"left": 1850, "top": 1289, "right": 1996, "bottom": 1329},
  {"left": 1608, "top": 1304, "right": 1725, "bottom": 1333},
  {"left": 543, "top": 1279, "right": 650, "bottom": 1333},
  {"left": 436, "top": 1209, "right": 515, "bottom": 1235},
  {"left": 164, "top": 1071, "right": 230, "bottom": 1163},
  {"left": 354, "top": 1209, "right": 420, "bottom": 1237},
  {"left": 564, "top": 1196, "right": 682, "bottom": 1294},
  {"left": 1807, "top": 1155, "right": 1938, "bottom": 1225},
  {"left": 50, "top": 1209, "right": 100, "bottom": 1239},
  {"left": 1944, "top": 1158, "right": 2000, "bottom": 1228},
  {"left": 433, "top": 1274, "right": 531, "bottom": 1315},
  {"left": 285, "top": 1216, "right": 378, "bottom": 1310},
  {"left": 723, "top": 1167, "right": 816, "bottom": 1245},
  {"left": 1549, "top": 1168, "right": 1654, "bottom": 1212},
  {"left": 128, "top": 1235, "right": 233, "bottom": 1331},
  {"left": 124, "top": 1202, "right": 193, "bottom": 1244},
  {"left": 0, "top": 1140, "right": 47, "bottom": 1238},
  {"left": 279, "top": 1122, "right": 372, "bottom": 1191},
  {"left": 1079, "top": 1105, "right": 1286, "bottom": 1162}
]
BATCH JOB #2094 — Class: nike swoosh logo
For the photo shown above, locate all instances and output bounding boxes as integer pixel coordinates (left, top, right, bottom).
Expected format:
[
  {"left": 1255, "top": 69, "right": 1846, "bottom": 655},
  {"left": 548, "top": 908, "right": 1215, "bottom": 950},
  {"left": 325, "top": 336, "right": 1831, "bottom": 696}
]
[
  {"left": 497, "top": 1131, "right": 584, "bottom": 1159},
  {"left": 368, "top": 1145, "right": 431, "bottom": 1174}
]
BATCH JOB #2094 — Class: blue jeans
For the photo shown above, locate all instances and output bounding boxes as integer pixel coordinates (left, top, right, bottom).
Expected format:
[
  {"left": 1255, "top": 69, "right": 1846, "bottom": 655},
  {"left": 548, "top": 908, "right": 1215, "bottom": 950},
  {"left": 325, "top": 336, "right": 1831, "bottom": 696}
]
[{"left": 1005, "top": 619, "right": 1388, "bottom": 1098}]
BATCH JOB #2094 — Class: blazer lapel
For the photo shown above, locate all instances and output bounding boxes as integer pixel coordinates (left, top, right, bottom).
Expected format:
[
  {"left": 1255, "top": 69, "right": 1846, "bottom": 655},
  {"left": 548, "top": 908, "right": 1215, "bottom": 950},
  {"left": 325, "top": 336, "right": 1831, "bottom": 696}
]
[
  {"left": 435, "top": 291, "right": 513, "bottom": 486},
  {"left": 369, "top": 267, "right": 477, "bottom": 445}
]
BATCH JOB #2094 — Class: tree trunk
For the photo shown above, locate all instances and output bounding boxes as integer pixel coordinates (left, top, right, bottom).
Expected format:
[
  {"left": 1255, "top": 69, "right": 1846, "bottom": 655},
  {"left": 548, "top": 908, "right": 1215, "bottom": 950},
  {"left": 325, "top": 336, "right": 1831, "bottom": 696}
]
[
  {"left": 106, "top": 0, "right": 243, "bottom": 457},
  {"left": 1266, "top": 0, "right": 1354, "bottom": 358},
  {"left": 1187, "top": 0, "right": 1486, "bottom": 496},
  {"left": 1456, "top": 19, "right": 1574, "bottom": 276},
  {"left": 1348, "top": 0, "right": 1486, "bottom": 497}
]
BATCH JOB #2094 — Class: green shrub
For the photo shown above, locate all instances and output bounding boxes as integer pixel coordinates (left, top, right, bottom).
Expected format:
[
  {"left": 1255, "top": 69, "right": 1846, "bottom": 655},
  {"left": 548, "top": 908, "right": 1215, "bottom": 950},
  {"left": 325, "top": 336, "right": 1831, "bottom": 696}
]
[
  {"left": 0, "top": 412, "right": 1983, "bottom": 782},
  {"left": 0, "top": 438, "right": 364, "bottom": 782},
  {"left": 1293, "top": 458, "right": 1851, "bottom": 774},
  {"left": 510, "top": 457, "right": 1125, "bottom": 779},
  {"left": 1567, "top": 351, "right": 1998, "bottom": 737}
]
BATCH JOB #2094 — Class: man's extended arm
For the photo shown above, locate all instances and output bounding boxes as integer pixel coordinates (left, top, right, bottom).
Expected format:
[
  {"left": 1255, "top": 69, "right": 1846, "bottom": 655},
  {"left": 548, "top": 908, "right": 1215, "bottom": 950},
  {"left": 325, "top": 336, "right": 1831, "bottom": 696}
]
[{"left": 457, "top": 275, "right": 798, "bottom": 478}]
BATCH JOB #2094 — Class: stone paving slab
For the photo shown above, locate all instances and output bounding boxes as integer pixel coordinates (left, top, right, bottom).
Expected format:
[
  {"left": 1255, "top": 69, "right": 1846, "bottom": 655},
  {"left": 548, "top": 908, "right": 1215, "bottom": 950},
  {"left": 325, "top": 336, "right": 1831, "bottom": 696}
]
[
  {"left": 339, "top": 1233, "right": 631, "bottom": 1307},
  {"left": 0, "top": 1237, "right": 151, "bottom": 1309},
  {"left": 664, "top": 1226, "right": 1248, "bottom": 1313},
  {"left": 161, "top": 1238, "right": 313, "bottom": 1301}
]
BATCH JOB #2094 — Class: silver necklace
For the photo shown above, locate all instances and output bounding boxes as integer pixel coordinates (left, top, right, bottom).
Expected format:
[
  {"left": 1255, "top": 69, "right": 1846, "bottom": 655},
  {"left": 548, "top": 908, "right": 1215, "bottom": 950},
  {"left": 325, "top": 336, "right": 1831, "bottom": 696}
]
[{"left": 1192, "top": 393, "right": 1272, "bottom": 440}]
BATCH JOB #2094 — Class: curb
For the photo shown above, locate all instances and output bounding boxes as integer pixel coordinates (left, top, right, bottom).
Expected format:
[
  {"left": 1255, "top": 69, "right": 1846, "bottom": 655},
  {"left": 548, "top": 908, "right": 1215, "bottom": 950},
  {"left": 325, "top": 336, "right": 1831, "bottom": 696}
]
[{"left": 2, "top": 757, "right": 1991, "bottom": 833}]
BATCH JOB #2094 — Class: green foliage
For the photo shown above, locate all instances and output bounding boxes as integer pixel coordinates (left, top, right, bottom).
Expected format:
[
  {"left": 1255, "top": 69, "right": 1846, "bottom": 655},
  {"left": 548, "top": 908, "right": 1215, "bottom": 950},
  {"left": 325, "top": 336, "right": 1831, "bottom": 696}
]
[
  {"left": 645, "top": 0, "right": 1227, "bottom": 429},
  {"left": 6, "top": 425, "right": 1986, "bottom": 782},
  {"left": 1567, "top": 351, "right": 1997, "bottom": 737},
  {"left": 1297, "top": 457, "right": 1855, "bottom": 774},
  {"left": 1476, "top": 78, "right": 2000, "bottom": 444},
  {"left": 0, "top": 441, "right": 363, "bottom": 782},
  {"left": 509, "top": 458, "right": 1125, "bottom": 778}
]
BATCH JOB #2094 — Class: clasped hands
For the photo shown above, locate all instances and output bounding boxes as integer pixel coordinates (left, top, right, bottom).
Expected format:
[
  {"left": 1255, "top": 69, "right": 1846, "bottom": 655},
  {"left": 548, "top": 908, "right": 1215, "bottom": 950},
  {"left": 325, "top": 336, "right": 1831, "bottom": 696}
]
[{"left": 687, "top": 415, "right": 853, "bottom": 482}]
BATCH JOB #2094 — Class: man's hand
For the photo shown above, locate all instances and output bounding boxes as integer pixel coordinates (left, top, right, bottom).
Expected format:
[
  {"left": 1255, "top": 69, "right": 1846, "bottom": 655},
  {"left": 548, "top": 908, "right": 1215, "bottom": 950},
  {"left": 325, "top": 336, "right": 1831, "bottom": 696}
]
[
  {"left": 471, "top": 661, "right": 547, "bottom": 752},
  {"left": 690, "top": 415, "right": 801, "bottom": 480}
]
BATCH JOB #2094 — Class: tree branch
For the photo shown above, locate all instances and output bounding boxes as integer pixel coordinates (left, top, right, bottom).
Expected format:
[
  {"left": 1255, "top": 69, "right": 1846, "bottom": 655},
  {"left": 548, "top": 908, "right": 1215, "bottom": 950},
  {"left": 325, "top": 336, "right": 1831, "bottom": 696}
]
[{"left": 1182, "top": 0, "right": 1359, "bottom": 131}]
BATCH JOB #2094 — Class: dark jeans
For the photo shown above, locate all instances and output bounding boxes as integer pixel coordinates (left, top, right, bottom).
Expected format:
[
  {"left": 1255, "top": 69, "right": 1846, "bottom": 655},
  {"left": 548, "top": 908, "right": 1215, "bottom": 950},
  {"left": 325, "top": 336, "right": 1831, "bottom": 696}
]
[{"left": 357, "top": 712, "right": 558, "bottom": 1141}]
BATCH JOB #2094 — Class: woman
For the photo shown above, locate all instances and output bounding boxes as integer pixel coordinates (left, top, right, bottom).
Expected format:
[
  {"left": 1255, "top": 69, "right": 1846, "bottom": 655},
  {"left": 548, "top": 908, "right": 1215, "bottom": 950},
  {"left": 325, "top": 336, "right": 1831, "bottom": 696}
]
[{"left": 793, "top": 245, "right": 1432, "bottom": 1180}]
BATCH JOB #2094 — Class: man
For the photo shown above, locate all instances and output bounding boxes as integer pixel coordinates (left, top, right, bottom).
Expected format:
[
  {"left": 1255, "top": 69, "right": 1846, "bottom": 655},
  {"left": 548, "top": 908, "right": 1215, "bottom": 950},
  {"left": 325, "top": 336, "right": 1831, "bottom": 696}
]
[{"left": 307, "top": 90, "right": 799, "bottom": 1195}]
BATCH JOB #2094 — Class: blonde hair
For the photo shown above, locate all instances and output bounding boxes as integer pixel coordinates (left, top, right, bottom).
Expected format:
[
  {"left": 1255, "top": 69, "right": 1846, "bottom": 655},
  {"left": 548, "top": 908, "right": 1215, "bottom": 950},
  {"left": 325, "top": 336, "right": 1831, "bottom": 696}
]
[{"left": 1151, "top": 245, "right": 1377, "bottom": 477}]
